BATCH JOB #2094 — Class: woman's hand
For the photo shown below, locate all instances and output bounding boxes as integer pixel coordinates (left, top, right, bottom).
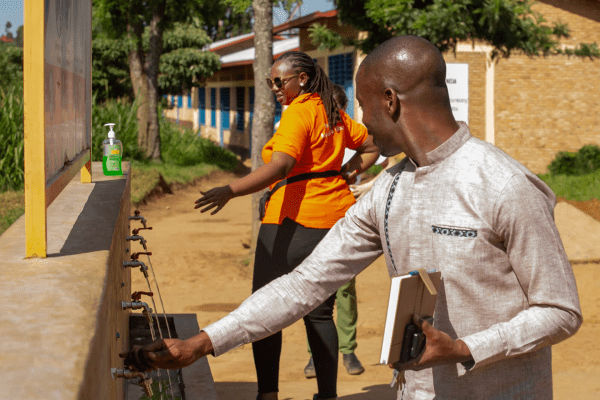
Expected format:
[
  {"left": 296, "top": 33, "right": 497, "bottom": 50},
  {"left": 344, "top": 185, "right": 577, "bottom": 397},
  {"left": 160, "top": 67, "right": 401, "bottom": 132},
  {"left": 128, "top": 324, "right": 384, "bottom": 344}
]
[
  {"left": 195, "top": 186, "right": 235, "bottom": 215},
  {"left": 341, "top": 164, "right": 359, "bottom": 185},
  {"left": 349, "top": 181, "right": 375, "bottom": 199}
]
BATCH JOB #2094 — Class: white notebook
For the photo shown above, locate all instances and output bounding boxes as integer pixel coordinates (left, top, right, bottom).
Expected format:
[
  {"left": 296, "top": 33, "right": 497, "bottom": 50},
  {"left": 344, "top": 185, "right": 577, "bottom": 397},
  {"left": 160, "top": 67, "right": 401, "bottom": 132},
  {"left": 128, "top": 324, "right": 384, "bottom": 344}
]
[{"left": 380, "top": 270, "right": 442, "bottom": 365}]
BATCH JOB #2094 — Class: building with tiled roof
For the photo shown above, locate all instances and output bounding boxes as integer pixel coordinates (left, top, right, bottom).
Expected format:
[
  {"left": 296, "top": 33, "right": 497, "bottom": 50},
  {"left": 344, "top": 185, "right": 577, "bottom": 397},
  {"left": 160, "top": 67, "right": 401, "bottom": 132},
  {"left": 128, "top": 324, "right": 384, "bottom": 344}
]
[{"left": 167, "top": 3, "right": 600, "bottom": 172}]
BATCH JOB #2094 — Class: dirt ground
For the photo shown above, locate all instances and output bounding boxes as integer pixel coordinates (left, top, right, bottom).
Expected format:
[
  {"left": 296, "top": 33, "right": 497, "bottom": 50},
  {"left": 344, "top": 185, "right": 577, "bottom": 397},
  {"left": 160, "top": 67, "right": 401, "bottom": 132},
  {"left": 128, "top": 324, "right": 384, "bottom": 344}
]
[{"left": 130, "top": 170, "right": 600, "bottom": 400}]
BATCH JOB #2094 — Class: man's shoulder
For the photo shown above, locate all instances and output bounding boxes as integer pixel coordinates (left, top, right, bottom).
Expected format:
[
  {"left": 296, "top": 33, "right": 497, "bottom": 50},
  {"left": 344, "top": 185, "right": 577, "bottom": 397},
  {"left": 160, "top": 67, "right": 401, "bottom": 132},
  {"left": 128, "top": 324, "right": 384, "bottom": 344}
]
[
  {"left": 459, "top": 138, "right": 536, "bottom": 180},
  {"left": 456, "top": 137, "right": 555, "bottom": 202}
]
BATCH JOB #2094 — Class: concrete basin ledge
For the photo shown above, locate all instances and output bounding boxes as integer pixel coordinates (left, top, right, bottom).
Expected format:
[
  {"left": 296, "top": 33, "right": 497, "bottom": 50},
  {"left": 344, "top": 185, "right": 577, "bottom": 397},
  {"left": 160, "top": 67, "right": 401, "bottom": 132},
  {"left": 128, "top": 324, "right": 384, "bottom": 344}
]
[{"left": 0, "top": 162, "right": 131, "bottom": 400}]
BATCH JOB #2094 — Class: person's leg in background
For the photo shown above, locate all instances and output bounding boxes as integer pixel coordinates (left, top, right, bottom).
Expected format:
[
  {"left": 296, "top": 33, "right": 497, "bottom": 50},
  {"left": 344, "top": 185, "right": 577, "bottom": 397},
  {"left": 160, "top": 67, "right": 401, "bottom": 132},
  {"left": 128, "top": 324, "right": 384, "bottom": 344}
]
[
  {"left": 304, "top": 293, "right": 338, "bottom": 400},
  {"left": 335, "top": 278, "right": 364, "bottom": 375},
  {"left": 286, "top": 220, "right": 338, "bottom": 399},
  {"left": 253, "top": 218, "right": 338, "bottom": 399},
  {"left": 252, "top": 220, "right": 300, "bottom": 400},
  {"left": 303, "top": 278, "right": 364, "bottom": 379}
]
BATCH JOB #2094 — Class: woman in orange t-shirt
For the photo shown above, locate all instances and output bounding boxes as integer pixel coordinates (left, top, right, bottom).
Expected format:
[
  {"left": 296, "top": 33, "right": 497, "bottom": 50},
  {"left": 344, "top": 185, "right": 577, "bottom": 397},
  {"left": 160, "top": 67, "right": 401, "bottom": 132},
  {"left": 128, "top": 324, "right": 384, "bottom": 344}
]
[{"left": 195, "top": 51, "right": 379, "bottom": 400}]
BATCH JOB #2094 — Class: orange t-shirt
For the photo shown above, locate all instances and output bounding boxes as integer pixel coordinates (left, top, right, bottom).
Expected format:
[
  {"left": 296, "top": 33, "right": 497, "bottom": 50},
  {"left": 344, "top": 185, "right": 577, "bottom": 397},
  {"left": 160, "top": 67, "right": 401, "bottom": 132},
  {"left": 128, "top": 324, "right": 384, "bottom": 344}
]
[{"left": 261, "top": 93, "right": 369, "bottom": 229}]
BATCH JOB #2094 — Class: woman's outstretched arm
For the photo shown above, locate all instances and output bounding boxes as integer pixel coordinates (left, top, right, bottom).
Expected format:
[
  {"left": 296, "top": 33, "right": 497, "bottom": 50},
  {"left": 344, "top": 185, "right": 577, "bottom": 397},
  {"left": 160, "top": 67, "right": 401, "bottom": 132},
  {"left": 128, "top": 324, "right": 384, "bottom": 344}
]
[{"left": 195, "top": 151, "right": 296, "bottom": 215}]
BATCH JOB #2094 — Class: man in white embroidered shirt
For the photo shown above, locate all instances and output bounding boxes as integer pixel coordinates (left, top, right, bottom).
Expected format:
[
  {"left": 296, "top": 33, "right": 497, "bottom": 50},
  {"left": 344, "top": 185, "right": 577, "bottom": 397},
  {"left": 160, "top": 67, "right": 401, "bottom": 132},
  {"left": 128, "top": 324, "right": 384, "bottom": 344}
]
[{"left": 123, "top": 36, "right": 582, "bottom": 400}]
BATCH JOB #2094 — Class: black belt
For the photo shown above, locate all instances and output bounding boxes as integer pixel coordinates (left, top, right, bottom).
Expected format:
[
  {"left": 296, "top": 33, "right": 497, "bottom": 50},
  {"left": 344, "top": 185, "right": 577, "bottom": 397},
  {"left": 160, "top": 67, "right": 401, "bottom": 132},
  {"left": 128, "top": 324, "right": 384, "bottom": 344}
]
[{"left": 259, "top": 170, "right": 342, "bottom": 220}]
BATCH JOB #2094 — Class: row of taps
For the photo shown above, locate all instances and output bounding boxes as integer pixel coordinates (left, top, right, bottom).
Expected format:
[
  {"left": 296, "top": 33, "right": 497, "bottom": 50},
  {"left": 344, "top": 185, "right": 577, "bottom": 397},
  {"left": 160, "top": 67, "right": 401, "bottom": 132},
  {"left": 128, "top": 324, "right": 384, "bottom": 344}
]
[{"left": 111, "top": 210, "right": 156, "bottom": 397}]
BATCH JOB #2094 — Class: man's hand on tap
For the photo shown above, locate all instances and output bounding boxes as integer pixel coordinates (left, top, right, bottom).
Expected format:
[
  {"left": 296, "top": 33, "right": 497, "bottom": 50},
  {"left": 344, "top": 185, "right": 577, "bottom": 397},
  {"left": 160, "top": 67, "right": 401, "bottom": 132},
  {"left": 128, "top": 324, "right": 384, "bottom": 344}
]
[{"left": 120, "top": 331, "right": 214, "bottom": 371}]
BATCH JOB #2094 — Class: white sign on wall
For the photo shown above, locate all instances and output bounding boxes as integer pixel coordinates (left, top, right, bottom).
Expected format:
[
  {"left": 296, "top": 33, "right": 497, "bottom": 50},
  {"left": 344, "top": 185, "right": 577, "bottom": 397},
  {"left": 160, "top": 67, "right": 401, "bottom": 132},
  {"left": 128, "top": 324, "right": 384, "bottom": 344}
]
[{"left": 445, "top": 63, "right": 469, "bottom": 124}]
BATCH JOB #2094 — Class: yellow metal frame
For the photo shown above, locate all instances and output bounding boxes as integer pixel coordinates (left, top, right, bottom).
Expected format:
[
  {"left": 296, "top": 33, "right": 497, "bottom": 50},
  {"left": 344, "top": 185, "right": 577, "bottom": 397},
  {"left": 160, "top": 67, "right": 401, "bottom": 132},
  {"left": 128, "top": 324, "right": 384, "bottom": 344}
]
[{"left": 24, "top": 0, "right": 92, "bottom": 258}]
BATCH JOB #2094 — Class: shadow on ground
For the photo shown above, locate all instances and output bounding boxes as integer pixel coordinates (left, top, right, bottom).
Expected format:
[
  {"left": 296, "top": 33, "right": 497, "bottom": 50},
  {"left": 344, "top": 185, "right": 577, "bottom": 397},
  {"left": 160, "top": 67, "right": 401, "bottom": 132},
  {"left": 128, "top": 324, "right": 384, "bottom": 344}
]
[
  {"left": 214, "top": 382, "right": 397, "bottom": 400},
  {"left": 338, "top": 384, "right": 397, "bottom": 399}
]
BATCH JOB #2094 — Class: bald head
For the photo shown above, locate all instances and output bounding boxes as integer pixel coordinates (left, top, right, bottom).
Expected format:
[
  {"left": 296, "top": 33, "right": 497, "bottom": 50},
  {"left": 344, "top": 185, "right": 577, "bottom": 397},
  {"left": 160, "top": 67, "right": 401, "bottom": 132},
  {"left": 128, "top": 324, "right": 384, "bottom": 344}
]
[
  {"left": 359, "top": 36, "right": 448, "bottom": 102},
  {"left": 355, "top": 36, "right": 459, "bottom": 164}
]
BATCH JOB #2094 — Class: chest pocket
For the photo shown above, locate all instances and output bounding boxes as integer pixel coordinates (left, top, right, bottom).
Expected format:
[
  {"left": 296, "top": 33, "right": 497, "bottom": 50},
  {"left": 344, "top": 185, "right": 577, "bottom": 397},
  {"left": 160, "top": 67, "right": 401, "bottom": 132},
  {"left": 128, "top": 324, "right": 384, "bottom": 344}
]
[
  {"left": 431, "top": 225, "right": 478, "bottom": 238},
  {"left": 430, "top": 223, "right": 479, "bottom": 271}
]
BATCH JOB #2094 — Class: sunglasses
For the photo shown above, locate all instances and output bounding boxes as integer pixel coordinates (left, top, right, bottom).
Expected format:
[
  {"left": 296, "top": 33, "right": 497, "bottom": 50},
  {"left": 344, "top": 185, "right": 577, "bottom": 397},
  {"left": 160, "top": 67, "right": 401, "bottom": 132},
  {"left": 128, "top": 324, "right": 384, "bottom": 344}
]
[{"left": 266, "top": 75, "right": 299, "bottom": 89}]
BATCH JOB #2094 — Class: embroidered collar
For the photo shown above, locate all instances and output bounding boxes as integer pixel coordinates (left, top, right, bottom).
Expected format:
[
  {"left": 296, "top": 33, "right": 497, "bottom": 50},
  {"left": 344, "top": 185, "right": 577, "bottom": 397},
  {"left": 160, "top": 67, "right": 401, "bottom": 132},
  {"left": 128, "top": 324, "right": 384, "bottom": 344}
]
[{"left": 424, "top": 121, "right": 472, "bottom": 166}]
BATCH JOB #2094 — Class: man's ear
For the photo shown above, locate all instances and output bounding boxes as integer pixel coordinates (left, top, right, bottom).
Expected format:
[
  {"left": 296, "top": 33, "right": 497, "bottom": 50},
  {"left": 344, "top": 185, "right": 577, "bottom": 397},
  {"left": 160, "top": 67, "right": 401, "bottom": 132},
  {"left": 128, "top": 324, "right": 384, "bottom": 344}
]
[{"left": 384, "top": 88, "right": 401, "bottom": 122}]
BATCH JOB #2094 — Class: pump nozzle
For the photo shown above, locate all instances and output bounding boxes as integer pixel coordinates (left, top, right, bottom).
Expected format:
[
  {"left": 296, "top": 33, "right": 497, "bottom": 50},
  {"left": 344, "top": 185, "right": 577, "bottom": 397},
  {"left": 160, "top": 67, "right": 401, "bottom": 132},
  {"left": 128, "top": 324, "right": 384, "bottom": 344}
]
[{"left": 104, "top": 123, "right": 116, "bottom": 139}]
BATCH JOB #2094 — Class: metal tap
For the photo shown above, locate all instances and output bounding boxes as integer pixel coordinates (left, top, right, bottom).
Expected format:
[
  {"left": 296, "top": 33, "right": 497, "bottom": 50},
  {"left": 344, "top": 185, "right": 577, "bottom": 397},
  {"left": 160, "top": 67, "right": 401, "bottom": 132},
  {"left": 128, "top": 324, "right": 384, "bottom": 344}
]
[
  {"left": 131, "top": 291, "right": 153, "bottom": 301},
  {"left": 130, "top": 251, "right": 152, "bottom": 261},
  {"left": 111, "top": 368, "right": 153, "bottom": 397},
  {"left": 129, "top": 210, "right": 148, "bottom": 228},
  {"left": 123, "top": 260, "right": 149, "bottom": 278},
  {"left": 132, "top": 227, "right": 153, "bottom": 236},
  {"left": 122, "top": 300, "right": 153, "bottom": 326},
  {"left": 126, "top": 235, "right": 147, "bottom": 248}
]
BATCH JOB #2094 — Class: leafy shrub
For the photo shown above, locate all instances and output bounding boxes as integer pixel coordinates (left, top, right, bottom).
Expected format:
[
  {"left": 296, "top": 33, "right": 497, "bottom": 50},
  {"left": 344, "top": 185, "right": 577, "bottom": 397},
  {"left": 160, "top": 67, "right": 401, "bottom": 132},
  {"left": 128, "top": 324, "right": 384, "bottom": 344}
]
[
  {"left": 0, "top": 44, "right": 23, "bottom": 89},
  {"left": 160, "top": 119, "right": 237, "bottom": 170},
  {"left": 91, "top": 95, "right": 146, "bottom": 162},
  {"left": 548, "top": 145, "right": 600, "bottom": 175},
  {"left": 0, "top": 85, "right": 24, "bottom": 191},
  {"left": 92, "top": 96, "right": 236, "bottom": 170}
]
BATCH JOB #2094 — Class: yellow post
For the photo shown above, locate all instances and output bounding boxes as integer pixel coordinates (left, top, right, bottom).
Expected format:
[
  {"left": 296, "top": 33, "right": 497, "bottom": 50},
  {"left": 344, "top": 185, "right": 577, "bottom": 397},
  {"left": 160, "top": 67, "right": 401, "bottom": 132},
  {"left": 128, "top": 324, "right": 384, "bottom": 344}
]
[
  {"left": 81, "top": 154, "right": 92, "bottom": 184},
  {"left": 24, "top": 0, "right": 47, "bottom": 258}
]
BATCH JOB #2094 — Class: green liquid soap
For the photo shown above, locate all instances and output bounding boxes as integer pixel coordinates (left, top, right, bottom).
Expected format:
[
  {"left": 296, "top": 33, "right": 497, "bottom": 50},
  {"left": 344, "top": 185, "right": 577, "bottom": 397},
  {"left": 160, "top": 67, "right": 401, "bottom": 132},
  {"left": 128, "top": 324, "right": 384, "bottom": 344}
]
[
  {"left": 102, "top": 123, "right": 123, "bottom": 176},
  {"left": 102, "top": 155, "right": 123, "bottom": 175}
]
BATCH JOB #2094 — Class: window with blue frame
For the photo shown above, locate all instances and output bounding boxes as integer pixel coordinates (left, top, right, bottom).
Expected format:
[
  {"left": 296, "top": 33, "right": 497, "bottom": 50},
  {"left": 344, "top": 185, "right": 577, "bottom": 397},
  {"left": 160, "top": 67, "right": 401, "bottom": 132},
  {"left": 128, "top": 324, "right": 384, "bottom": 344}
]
[
  {"left": 220, "top": 87, "right": 230, "bottom": 130},
  {"left": 236, "top": 87, "right": 245, "bottom": 131},
  {"left": 210, "top": 88, "right": 216, "bottom": 127},
  {"left": 198, "top": 87, "right": 206, "bottom": 126},
  {"left": 177, "top": 95, "right": 183, "bottom": 108},
  {"left": 328, "top": 53, "right": 355, "bottom": 118},
  {"left": 188, "top": 92, "right": 192, "bottom": 108},
  {"left": 249, "top": 87, "right": 255, "bottom": 133},
  {"left": 274, "top": 97, "right": 282, "bottom": 128},
  {"left": 249, "top": 87, "right": 255, "bottom": 156}
]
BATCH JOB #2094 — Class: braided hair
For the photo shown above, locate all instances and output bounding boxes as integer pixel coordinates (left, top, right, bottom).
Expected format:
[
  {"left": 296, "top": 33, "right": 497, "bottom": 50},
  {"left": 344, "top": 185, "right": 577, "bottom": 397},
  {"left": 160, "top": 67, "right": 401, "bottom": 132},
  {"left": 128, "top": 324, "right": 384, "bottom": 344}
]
[{"left": 277, "top": 51, "right": 342, "bottom": 129}]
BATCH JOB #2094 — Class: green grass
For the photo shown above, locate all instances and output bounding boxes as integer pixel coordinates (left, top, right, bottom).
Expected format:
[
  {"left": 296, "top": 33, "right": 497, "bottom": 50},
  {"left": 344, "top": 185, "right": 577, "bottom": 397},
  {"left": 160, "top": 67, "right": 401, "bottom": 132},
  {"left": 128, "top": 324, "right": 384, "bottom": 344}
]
[
  {"left": 0, "top": 189, "right": 25, "bottom": 236},
  {"left": 130, "top": 160, "right": 219, "bottom": 204},
  {"left": 0, "top": 85, "right": 24, "bottom": 192},
  {"left": 538, "top": 170, "right": 600, "bottom": 201}
]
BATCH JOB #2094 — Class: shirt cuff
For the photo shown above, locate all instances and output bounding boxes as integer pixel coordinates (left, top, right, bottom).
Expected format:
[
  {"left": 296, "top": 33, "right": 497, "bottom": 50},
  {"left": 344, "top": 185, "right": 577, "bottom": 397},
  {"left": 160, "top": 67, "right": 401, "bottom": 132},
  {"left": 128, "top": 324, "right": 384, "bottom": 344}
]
[
  {"left": 202, "top": 315, "right": 248, "bottom": 357},
  {"left": 459, "top": 330, "right": 507, "bottom": 371}
]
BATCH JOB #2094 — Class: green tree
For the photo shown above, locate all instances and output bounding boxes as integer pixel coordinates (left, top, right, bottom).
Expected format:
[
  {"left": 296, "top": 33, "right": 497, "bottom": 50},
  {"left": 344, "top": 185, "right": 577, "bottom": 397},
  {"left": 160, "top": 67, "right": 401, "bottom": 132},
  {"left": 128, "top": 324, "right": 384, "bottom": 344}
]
[
  {"left": 4, "top": 21, "right": 13, "bottom": 39},
  {"left": 308, "top": 0, "right": 600, "bottom": 59},
  {"left": 156, "top": 22, "right": 221, "bottom": 94},
  {"left": 93, "top": 0, "right": 221, "bottom": 160},
  {"left": 14, "top": 25, "right": 23, "bottom": 48},
  {"left": 0, "top": 44, "right": 23, "bottom": 88},
  {"left": 203, "top": 3, "right": 253, "bottom": 41}
]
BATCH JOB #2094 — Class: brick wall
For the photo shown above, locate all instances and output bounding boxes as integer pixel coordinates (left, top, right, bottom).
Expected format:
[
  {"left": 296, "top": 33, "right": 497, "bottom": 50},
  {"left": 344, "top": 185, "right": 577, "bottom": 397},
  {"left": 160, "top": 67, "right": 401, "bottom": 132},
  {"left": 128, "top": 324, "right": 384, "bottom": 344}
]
[
  {"left": 443, "top": 52, "right": 487, "bottom": 142},
  {"left": 494, "top": 0, "right": 600, "bottom": 173}
]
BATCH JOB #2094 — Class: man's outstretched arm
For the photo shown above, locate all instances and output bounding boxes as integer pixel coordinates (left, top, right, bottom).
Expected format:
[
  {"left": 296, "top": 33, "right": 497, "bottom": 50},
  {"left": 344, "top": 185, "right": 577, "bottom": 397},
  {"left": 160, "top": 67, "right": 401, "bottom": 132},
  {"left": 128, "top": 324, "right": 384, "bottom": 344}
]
[{"left": 123, "top": 187, "right": 385, "bottom": 370}]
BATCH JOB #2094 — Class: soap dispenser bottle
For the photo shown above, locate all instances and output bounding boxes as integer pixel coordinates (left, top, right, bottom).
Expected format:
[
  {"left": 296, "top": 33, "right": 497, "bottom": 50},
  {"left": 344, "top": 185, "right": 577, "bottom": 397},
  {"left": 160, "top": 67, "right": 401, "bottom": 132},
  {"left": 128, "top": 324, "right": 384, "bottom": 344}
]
[{"left": 102, "top": 123, "right": 123, "bottom": 176}]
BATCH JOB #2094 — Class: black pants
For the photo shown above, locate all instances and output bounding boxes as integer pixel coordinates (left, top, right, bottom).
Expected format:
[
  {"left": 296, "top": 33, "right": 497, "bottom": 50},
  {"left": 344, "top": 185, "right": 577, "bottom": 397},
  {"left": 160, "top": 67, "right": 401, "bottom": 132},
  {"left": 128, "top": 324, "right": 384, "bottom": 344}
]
[{"left": 252, "top": 218, "right": 338, "bottom": 399}]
